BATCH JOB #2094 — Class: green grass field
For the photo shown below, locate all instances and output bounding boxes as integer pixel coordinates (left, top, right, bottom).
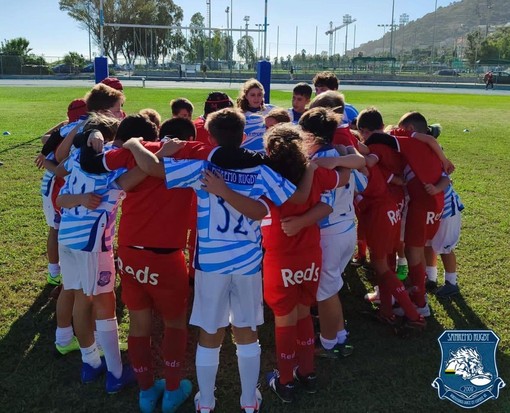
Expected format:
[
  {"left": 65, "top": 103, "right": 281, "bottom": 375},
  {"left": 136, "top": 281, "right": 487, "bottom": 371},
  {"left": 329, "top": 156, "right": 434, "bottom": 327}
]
[{"left": 0, "top": 86, "right": 509, "bottom": 412}]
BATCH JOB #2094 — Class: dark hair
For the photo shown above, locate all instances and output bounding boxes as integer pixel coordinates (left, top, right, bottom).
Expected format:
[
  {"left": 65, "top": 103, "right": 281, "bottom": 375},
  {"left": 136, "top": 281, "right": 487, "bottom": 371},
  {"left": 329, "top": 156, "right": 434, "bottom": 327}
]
[
  {"left": 85, "top": 84, "right": 124, "bottom": 112},
  {"left": 116, "top": 114, "right": 158, "bottom": 143},
  {"left": 265, "top": 107, "right": 291, "bottom": 123},
  {"left": 82, "top": 112, "right": 120, "bottom": 142},
  {"left": 309, "top": 90, "right": 345, "bottom": 115},
  {"left": 398, "top": 111, "right": 428, "bottom": 134},
  {"left": 293, "top": 82, "right": 313, "bottom": 99},
  {"left": 299, "top": 107, "right": 340, "bottom": 145},
  {"left": 170, "top": 98, "right": 194, "bottom": 116},
  {"left": 264, "top": 124, "right": 307, "bottom": 185},
  {"left": 204, "top": 91, "right": 234, "bottom": 118},
  {"left": 312, "top": 71, "right": 339, "bottom": 90},
  {"left": 205, "top": 108, "right": 245, "bottom": 148},
  {"left": 356, "top": 107, "right": 384, "bottom": 131},
  {"left": 237, "top": 78, "right": 265, "bottom": 112},
  {"left": 159, "top": 117, "right": 197, "bottom": 141}
]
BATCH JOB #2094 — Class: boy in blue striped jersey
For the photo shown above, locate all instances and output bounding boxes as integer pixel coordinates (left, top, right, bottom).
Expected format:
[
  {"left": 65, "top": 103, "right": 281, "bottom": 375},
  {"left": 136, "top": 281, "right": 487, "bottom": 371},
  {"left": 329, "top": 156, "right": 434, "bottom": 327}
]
[{"left": 124, "top": 108, "right": 310, "bottom": 413}]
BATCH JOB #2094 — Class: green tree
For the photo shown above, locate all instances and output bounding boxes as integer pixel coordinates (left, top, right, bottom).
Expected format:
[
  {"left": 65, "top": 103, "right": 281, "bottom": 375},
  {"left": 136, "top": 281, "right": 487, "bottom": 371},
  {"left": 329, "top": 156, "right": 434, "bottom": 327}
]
[
  {"left": 63, "top": 52, "right": 86, "bottom": 72},
  {"left": 186, "top": 13, "right": 206, "bottom": 63},
  {"left": 59, "top": 0, "right": 183, "bottom": 65},
  {"left": 0, "top": 37, "right": 32, "bottom": 56},
  {"left": 236, "top": 35, "right": 255, "bottom": 67}
]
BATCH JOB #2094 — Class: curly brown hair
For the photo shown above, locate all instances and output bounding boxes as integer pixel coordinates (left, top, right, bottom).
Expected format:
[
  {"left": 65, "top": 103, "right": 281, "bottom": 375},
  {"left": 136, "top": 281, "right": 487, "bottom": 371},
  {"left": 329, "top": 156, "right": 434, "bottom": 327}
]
[
  {"left": 264, "top": 123, "right": 307, "bottom": 185},
  {"left": 236, "top": 78, "right": 265, "bottom": 112}
]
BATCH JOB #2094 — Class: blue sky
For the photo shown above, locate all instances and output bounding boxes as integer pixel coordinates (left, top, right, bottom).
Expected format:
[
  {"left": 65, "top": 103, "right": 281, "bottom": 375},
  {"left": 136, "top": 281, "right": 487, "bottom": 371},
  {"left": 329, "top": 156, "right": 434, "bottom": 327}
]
[{"left": 1, "top": 0, "right": 454, "bottom": 62}]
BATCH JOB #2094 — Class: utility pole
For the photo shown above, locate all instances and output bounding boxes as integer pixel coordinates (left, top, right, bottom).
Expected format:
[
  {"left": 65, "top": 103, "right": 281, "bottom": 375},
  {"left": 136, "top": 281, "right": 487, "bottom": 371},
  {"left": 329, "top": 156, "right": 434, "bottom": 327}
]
[
  {"left": 244, "top": 15, "right": 250, "bottom": 66},
  {"left": 389, "top": 0, "right": 396, "bottom": 57},
  {"left": 343, "top": 14, "right": 353, "bottom": 57}
]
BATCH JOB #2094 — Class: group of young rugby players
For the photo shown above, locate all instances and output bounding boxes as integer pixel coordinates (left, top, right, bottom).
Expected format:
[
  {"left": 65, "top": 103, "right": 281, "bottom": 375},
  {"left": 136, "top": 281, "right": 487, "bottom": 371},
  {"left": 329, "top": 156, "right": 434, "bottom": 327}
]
[{"left": 36, "top": 71, "right": 463, "bottom": 413}]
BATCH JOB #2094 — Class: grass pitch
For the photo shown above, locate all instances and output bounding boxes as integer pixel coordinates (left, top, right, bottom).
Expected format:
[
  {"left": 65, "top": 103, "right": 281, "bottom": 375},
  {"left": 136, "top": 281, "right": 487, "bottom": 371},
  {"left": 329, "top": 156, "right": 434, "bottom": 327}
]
[{"left": 0, "top": 86, "right": 509, "bottom": 412}]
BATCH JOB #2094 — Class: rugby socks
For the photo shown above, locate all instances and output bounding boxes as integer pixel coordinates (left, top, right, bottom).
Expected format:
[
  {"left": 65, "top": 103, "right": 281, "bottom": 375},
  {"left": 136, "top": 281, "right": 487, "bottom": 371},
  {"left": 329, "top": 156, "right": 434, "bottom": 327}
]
[
  {"left": 397, "top": 256, "right": 408, "bottom": 267},
  {"left": 128, "top": 336, "right": 153, "bottom": 390},
  {"left": 275, "top": 326, "right": 296, "bottom": 384},
  {"left": 196, "top": 344, "right": 220, "bottom": 409},
  {"left": 426, "top": 266, "right": 438, "bottom": 282},
  {"left": 236, "top": 341, "right": 261, "bottom": 408},
  {"left": 336, "top": 328, "right": 348, "bottom": 345},
  {"left": 445, "top": 272, "right": 458, "bottom": 285},
  {"left": 162, "top": 327, "right": 187, "bottom": 390},
  {"left": 81, "top": 343, "right": 102, "bottom": 368},
  {"left": 96, "top": 318, "right": 122, "bottom": 379},
  {"left": 55, "top": 325, "right": 74, "bottom": 347},
  {"left": 319, "top": 335, "right": 337, "bottom": 351},
  {"left": 376, "top": 274, "right": 394, "bottom": 317},
  {"left": 382, "top": 271, "right": 420, "bottom": 320},
  {"left": 48, "top": 263, "right": 61, "bottom": 277},
  {"left": 408, "top": 264, "right": 427, "bottom": 308},
  {"left": 296, "top": 316, "right": 315, "bottom": 376}
]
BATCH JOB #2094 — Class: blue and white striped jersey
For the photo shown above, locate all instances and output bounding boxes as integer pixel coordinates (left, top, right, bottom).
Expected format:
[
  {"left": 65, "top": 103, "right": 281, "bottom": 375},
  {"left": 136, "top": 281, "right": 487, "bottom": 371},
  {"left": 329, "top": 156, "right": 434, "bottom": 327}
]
[
  {"left": 442, "top": 184, "right": 464, "bottom": 219},
  {"left": 312, "top": 147, "right": 368, "bottom": 231},
  {"left": 241, "top": 105, "right": 274, "bottom": 153},
  {"left": 58, "top": 145, "right": 126, "bottom": 252},
  {"left": 40, "top": 119, "right": 85, "bottom": 197},
  {"left": 41, "top": 152, "right": 57, "bottom": 197},
  {"left": 163, "top": 158, "right": 296, "bottom": 275}
]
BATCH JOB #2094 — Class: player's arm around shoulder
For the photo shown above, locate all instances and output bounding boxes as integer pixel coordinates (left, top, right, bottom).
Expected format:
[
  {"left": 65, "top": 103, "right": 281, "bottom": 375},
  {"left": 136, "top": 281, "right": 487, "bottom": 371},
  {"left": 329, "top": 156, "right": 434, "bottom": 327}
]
[
  {"left": 123, "top": 137, "right": 165, "bottom": 178},
  {"left": 201, "top": 169, "right": 268, "bottom": 220}
]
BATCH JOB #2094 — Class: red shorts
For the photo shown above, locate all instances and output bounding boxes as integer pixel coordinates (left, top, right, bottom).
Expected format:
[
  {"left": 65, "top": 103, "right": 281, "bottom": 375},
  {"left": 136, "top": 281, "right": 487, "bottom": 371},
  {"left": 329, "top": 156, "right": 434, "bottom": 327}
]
[
  {"left": 359, "top": 199, "right": 401, "bottom": 259},
  {"left": 117, "top": 245, "right": 189, "bottom": 320},
  {"left": 404, "top": 201, "right": 442, "bottom": 247},
  {"left": 263, "top": 249, "right": 321, "bottom": 317}
]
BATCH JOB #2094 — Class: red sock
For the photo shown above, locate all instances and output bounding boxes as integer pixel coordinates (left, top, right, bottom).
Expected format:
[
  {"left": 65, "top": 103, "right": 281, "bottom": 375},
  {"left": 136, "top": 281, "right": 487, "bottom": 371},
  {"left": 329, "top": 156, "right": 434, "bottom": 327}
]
[
  {"left": 382, "top": 271, "right": 420, "bottom": 320},
  {"left": 128, "top": 335, "right": 153, "bottom": 390},
  {"left": 296, "top": 315, "right": 315, "bottom": 376},
  {"left": 408, "top": 263, "right": 427, "bottom": 307},
  {"left": 162, "top": 327, "right": 187, "bottom": 390},
  {"left": 387, "top": 253, "right": 396, "bottom": 272},
  {"left": 275, "top": 325, "right": 297, "bottom": 384},
  {"left": 357, "top": 239, "right": 367, "bottom": 258},
  {"left": 376, "top": 274, "right": 393, "bottom": 317}
]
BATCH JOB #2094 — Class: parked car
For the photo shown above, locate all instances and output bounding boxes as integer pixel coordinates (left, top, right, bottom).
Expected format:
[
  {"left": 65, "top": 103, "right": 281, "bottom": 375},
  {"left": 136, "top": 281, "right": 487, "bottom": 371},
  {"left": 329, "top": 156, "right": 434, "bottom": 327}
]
[
  {"left": 434, "top": 69, "right": 460, "bottom": 76},
  {"left": 52, "top": 64, "right": 75, "bottom": 74},
  {"left": 81, "top": 63, "right": 94, "bottom": 73},
  {"left": 494, "top": 71, "right": 510, "bottom": 84},
  {"left": 479, "top": 71, "right": 510, "bottom": 85}
]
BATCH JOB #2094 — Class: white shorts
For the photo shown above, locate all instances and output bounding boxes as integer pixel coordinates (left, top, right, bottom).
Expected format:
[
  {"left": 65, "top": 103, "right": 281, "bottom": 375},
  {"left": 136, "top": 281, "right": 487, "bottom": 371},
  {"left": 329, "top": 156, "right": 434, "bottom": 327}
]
[
  {"left": 317, "top": 224, "right": 356, "bottom": 301},
  {"left": 426, "top": 212, "right": 461, "bottom": 254},
  {"left": 59, "top": 244, "right": 116, "bottom": 296},
  {"left": 42, "top": 191, "right": 60, "bottom": 229},
  {"left": 190, "top": 270, "right": 264, "bottom": 334}
]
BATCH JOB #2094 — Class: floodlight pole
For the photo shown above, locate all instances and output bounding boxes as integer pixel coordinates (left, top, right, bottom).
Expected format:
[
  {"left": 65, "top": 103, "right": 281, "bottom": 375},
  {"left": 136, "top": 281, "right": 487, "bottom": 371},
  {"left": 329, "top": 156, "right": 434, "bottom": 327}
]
[
  {"left": 389, "top": 0, "right": 395, "bottom": 58},
  {"left": 99, "top": 0, "right": 104, "bottom": 56},
  {"left": 263, "top": 0, "right": 268, "bottom": 60}
]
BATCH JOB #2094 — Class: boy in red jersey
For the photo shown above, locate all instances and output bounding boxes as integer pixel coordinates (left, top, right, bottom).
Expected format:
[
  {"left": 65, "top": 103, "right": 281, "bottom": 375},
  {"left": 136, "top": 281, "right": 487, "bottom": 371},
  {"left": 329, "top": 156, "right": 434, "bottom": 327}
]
[
  {"left": 357, "top": 108, "right": 427, "bottom": 328},
  {"left": 359, "top": 107, "right": 451, "bottom": 318},
  {"left": 193, "top": 92, "right": 234, "bottom": 145}
]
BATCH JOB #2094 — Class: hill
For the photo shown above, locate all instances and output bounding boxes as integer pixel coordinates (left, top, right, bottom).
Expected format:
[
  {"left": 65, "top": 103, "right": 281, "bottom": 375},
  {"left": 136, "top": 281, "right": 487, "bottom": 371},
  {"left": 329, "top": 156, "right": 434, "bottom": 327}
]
[{"left": 355, "top": 0, "right": 510, "bottom": 58}]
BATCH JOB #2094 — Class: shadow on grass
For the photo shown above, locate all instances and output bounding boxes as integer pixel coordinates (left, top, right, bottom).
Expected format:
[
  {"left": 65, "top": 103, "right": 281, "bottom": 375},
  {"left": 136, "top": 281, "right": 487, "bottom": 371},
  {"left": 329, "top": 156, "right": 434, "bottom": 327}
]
[{"left": 0, "top": 284, "right": 140, "bottom": 412}]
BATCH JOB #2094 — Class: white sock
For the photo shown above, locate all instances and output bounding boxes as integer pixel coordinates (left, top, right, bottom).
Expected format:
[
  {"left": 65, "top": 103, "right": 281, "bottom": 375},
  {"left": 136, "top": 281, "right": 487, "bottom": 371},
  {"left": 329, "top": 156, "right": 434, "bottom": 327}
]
[
  {"left": 397, "top": 257, "right": 407, "bottom": 266},
  {"left": 445, "top": 272, "right": 457, "bottom": 285},
  {"left": 236, "top": 342, "right": 261, "bottom": 408},
  {"left": 94, "top": 331, "right": 102, "bottom": 351},
  {"left": 320, "top": 335, "right": 337, "bottom": 350},
  {"left": 336, "top": 329, "right": 348, "bottom": 345},
  {"left": 426, "top": 266, "right": 438, "bottom": 282},
  {"left": 55, "top": 325, "right": 74, "bottom": 346},
  {"left": 95, "top": 318, "right": 122, "bottom": 379},
  {"left": 196, "top": 345, "right": 220, "bottom": 409},
  {"left": 48, "top": 263, "right": 61, "bottom": 276},
  {"left": 80, "top": 343, "right": 102, "bottom": 368}
]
